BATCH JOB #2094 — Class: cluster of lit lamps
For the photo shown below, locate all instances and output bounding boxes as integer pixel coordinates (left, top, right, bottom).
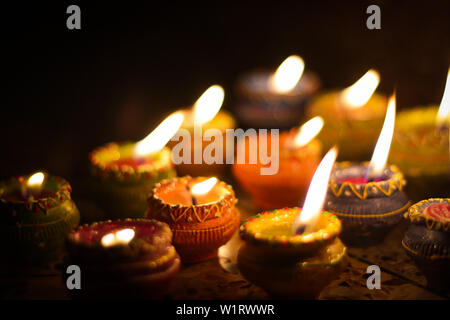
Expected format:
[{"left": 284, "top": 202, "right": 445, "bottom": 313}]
[{"left": 0, "top": 55, "right": 449, "bottom": 298}]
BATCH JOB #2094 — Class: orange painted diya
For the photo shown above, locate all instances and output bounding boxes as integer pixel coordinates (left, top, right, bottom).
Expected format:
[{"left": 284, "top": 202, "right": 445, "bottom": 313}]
[
  {"left": 232, "top": 129, "right": 321, "bottom": 210},
  {"left": 146, "top": 176, "right": 240, "bottom": 263}
]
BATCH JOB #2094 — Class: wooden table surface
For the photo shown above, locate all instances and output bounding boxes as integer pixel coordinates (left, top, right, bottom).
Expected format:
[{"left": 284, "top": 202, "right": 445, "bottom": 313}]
[{"left": 1, "top": 178, "right": 448, "bottom": 300}]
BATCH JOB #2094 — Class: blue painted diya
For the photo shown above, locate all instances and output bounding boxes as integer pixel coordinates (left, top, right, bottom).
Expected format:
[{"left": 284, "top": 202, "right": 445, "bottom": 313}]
[
  {"left": 234, "top": 70, "right": 320, "bottom": 129},
  {"left": 402, "top": 198, "right": 450, "bottom": 293},
  {"left": 325, "top": 162, "right": 410, "bottom": 247}
]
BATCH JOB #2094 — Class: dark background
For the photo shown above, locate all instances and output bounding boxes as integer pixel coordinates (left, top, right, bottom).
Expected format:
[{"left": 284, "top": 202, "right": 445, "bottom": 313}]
[{"left": 3, "top": 0, "right": 450, "bottom": 181}]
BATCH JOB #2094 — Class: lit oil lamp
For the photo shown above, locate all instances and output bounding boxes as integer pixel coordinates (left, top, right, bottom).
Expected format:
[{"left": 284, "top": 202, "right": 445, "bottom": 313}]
[
  {"left": 169, "top": 85, "right": 236, "bottom": 177},
  {"left": 232, "top": 116, "right": 323, "bottom": 209},
  {"left": 307, "top": 69, "right": 387, "bottom": 161},
  {"left": 66, "top": 219, "right": 180, "bottom": 298},
  {"left": 402, "top": 198, "right": 449, "bottom": 293},
  {"left": 390, "top": 67, "right": 450, "bottom": 200},
  {"left": 325, "top": 95, "right": 410, "bottom": 246},
  {"left": 89, "top": 112, "right": 184, "bottom": 219},
  {"left": 146, "top": 176, "right": 239, "bottom": 263},
  {"left": 238, "top": 148, "right": 347, "bottom": 299},
  {"left": 0, "top": 172, "right": 80, "bottom": 265},
  {"left": 235, "top": 55, "right": 320, "bottom": 129}
]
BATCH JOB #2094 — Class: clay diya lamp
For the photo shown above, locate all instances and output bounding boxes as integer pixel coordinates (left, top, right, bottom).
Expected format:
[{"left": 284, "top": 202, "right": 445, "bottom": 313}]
[
  {"left": 238, "top": 148, "right": 347, "bottom": 299},
  {"left": 146, "top": 176, "right": 240, "bottom": 263},
  {"left": 235, "top": 55, "right": 320, "bottom": 129},
  {"left": 307, "top": 69, "right": 387, "bottom": 161},
  {"left": 325, "top": 95, "right": 411, "bottom": 246},
  {"left": 402, "top": 198, "right": 450, "bottom": 293},
  {"left": 0, "top": 172, "right": 80, "bottom": 265},
  {"left": 232, "top": 116, "right": 323, "bottom": 210},
  {"left": 66, "top": 219, "right": 180, "bottom": 299},
  {"left": 390, "top": 68, "right": 450, "bottom": 200},
  {"left": 89, "top": 112, "right": 183, "bottom": 219},
  {"left": 168, "top": 85, "right": 236, "bottom": 177},
  {"left": 326, "top": 162, "right": 410, "bottom": 246}
]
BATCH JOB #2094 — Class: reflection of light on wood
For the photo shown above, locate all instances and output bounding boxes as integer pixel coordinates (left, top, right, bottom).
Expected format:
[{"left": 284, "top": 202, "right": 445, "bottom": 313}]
[{"left": 218, "top": 233, "right": 242, "bottom": 274}]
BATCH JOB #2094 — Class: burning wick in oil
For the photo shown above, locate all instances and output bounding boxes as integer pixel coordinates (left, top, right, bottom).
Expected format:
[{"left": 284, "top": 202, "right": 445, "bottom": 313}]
[
  {"left": 363, "top": 93, "right": 396, "bottom": 183},
  {"left": 436, "top": 67, "right": 450, "bottom": 133},
  {"left": 188, "top": 177, "right": 218, "bottom": 206},
  {"left": 293, "top": 147, "right": 338, "bottom": 235},
  {"left": 101, "top": 228, "right": 135, "bottom": 247},
  {"left": 22, "top": 172, "right": 46, "bottom": 200}
]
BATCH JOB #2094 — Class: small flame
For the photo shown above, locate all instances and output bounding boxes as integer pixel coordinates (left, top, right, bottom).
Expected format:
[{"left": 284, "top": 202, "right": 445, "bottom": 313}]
[
  {"left": 134, "top": 111, "right": 184, "bottom": 158},
  {"left": 27, "top": 172, "right": 45, "bottom": 188},
  {"left": 368, "top": 94, "right": 396, "bottom": 177},
  {"left": 101, "top": 228, "right": 135, "bottom": 247},
  {"left": 292, "top": 147, "right": 338, "bottom": 234},
  {"left": 437, "top": 67, "right": 450, "bottom": 127},
  {"left": 190, "top": 177, "right": 218, "bottom": 196},
  {"left": 271, "top": 55, "right": 305, "bottom": 93},
  {"left": 341, "top": 69, "right": 380, "bottom": 109},
  {"left": 193, "top": 85, "right": 225, "bottom": 125},
  {"left": 294, "top": 116, "right": 324, "bottom": 147}
]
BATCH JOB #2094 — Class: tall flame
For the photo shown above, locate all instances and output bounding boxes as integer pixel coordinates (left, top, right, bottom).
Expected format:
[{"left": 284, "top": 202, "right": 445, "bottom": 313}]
[
  {"left": 292, "top": 147, "right": 338, "bottom": 235},
  {"left": 27, "top": 172, "right": 45, "bottom": 188},
  {"left": 341, "top": 69, "right": 380, "bottom": 109},
  {"left": 437, "top": 67, "right": 450, "bottom": 127},
  {"left": 294, "top": 116, "right": 324, "bottom": 147},
  {"left": 271, "top": 55, "right": 305, "bottom": 93},
  {"left": 368, "top": 94, "right": 396, "bottom": 177},
  {"left": 193, "top": 85, "right": 225, "bottom": 125},
  {"left": 134, "top": 111, "right": 184, "bottom": 158},
  {"left": 101, "top": 228, "right": 135, "bottom": 247},
  {"left": 190, "top": 177, "right": 218, "bottom": 196}
]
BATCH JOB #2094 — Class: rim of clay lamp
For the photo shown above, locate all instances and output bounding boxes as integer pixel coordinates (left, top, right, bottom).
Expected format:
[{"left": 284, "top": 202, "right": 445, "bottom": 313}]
[
  {"left": 329, "top": 162, "right": 406, "bottom": 200},
  {"left": 0, "top": 174, "right": 73, "bottom": 214},
  {"left": 239, "top": 207, "right": 341, "bottom": 248},
  {"left": 147, "top": 176, "right": 237, "bottom": 224},
  {"left": 404, "top": 198, "right": 450, "bottom": 232},
  {"left": 89, "top": 142, "right": 174, "bottom": 182}
]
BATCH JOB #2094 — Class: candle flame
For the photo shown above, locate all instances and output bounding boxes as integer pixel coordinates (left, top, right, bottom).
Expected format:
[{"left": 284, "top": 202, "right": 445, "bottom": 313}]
[
  {"left": 341, "top": 69, "right": 380, "bottom": 109},
  {"left": 368, "top": 94, "right": 396, "bottom": 177},
  {"left": 190, "top": 177, "right": 218, "bottom": 196},
  {"left": 271, "top": 55, "right": 305, "bottom": 93},
  {"left": 292, "top": 147, "right": 338, "bottom": 234},
  {"left": 134, "top": 111, "right": 184, "bottom": 158},
  {"left": 437, "top": 67, "right": 450, "bottom": 127},
  {"left": 101, "top": 228, "right": 135, "bottom": 247},
  {"left": 193, "top": 85, "right": 225, "bottom": 125},
  {"left": 27, "top": 172, "right": 45, "bottom": 188},
  {"left": 294, "top": 116, "right": 324, "bottom": 147}
]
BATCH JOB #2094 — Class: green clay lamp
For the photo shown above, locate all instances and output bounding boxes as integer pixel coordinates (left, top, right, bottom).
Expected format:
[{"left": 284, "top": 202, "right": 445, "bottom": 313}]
[
  {"left": 0, "top": 172, "right": 80, "bottom": 265},
  {"left": 238, "top": 147, "right": 347, "bottom": 299},
  {"left": 89, "top": 112, "right": 184, "bottom": 219},
  {"left": 307, "top": 69, "right": 387, "bottom": 161},
  {"left": 390, "top": 67, "right": 450, "bottom": 201}
]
